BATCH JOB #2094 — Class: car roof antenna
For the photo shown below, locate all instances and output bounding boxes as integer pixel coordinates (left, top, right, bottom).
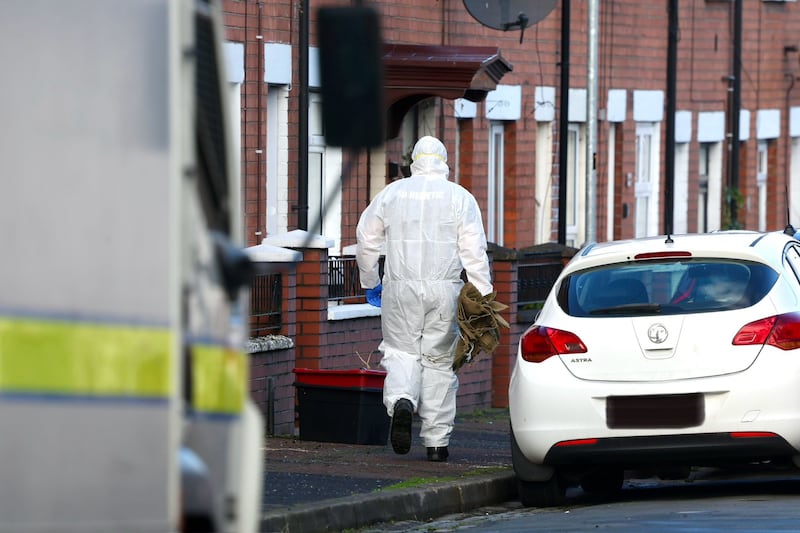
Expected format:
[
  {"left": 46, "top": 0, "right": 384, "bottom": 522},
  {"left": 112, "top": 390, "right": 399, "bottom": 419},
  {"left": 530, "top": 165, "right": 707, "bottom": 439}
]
[
  {"left": 665, "top": 234, "right": 674, "bottom": 244},
  {"left": 783, "top": 185, "right": 796, "bottom": 237},
  {"left": 784, "top": 184, "right": 796, "bottom": 236}
]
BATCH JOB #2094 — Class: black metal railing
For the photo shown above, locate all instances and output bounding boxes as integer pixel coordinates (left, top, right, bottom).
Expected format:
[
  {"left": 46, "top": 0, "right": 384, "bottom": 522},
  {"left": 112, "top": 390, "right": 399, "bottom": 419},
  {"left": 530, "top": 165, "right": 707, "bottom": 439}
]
[
  {"left": 327, "top": 255, "right": 563, "bottom": 314},
  {"left": 517, "top": 261, "right": 564, "bottom": 323},
  {"left": 250, "top": 273, "right": 282, "bottom": 335},
  {"left": 245, "top": 253, "right": 564, "bottom": 335},
  {"left": 328, "top": 256, "right": 366, "bottom": 304}
]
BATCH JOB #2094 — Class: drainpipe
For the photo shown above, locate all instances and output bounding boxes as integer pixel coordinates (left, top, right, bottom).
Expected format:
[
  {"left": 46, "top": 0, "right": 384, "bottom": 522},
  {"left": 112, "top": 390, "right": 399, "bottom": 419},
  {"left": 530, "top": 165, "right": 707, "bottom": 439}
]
[
  {"left": 257, "top": 2, "right": 265, "bottom": 244},
  {"left": 585, "top": 0, "right": 598, "bottom": 244},
  {"left": 558, "top": 0, "right": 570, "bottom": 245},
  {"left": 664, "top": 0, "right": 678, "bottom": 236},
  {"left": 729, "top": 0, "right": 742, "bottom": 229},
  {"left": 784, "top": 45, "right": 798, "bottom": 228},
  {"left": 298, "top": 0, "right": 309, "bottom": 230}
]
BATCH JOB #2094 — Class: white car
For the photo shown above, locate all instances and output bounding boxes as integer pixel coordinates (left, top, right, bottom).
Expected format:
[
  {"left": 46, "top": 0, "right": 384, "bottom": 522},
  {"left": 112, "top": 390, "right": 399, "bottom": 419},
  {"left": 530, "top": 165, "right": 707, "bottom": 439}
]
[{"left": 509, "top": 230, "right": 800, "bottom": 507}]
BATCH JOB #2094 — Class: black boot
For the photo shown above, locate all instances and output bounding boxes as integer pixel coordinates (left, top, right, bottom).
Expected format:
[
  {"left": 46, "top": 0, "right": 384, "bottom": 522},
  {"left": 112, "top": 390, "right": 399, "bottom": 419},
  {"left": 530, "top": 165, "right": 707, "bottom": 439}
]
[
  {"left": 426, "top": 446, "right": 449, "bottom": 462},
  {"left": 390, "top": 398, "right": 413, "bottom": 455}
]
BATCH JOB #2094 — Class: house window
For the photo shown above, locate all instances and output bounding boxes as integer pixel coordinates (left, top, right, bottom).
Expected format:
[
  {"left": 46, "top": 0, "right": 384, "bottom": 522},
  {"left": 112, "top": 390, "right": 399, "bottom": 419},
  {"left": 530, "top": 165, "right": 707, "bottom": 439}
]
[
  {"left": 698, "top": 143, "right": 710, "bottom": 233},
  {"left": 307, "top": 150, "right": 324, "bottom": 235},
  {"left": 488, "top": 122, "right": 505, "bottom": 246},
  {"left": 757, "top": 141, "right": 768, "bottom": 232},
  {"left": 635, "top": 122, "right": 661, "bottom": 237},
  {"left": 266, "top": 85, "right": 289, "bottom": 236},
  {"left": 535, "top": 120, "right": 554, "bottom": 244},
  {"left": 308, "top": 94, "right": 325, "bottom": 236},
  {"left": 791, "top": 137, "right": 800, "bottom": 225},
  {"left": 697, "top": 140, "right": 723, "bottom": 232},
  {"left": 566, "top": 124, "right": 582, "bottom": 247},
  {"left": 673, "top": 142, "right": 690, "bottom": 234},
  {"left": 605, "top": 123, "right": 617, "bottom": 241},
  {"left": 308, "top": 93, "right": 342, "bottom": 252}
]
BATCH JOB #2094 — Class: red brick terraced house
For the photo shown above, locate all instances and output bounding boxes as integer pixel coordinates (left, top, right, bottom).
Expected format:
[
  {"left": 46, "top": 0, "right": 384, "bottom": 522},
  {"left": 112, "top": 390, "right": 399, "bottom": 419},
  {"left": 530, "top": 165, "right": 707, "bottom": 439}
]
[{"left": 219, "top": 0, "right": 800, "bottom": 436}]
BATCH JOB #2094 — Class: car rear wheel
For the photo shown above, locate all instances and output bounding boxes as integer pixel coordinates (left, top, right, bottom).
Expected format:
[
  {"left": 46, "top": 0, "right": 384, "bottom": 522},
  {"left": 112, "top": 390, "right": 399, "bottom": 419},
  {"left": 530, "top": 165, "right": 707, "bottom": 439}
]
[
  {"left": 511, "top": 426, "right": 568, "bottom": 507},
  {"left": 579, "top": 467, "right": 624, "bottom": 495},
  {"left": 517, "top": 472, "right": 566, "bottom": 508}
]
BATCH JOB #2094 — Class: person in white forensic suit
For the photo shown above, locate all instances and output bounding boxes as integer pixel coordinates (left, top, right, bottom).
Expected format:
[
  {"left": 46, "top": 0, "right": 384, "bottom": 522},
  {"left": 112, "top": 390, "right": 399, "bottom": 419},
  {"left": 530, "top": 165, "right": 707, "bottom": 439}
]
[{"left": 356, "top": 135, "right": 493, "bottom": 462}]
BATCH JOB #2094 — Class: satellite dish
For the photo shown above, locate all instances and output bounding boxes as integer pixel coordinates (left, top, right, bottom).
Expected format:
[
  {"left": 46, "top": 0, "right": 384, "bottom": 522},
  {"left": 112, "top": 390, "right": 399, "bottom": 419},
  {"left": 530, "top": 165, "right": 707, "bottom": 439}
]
[{"left": 463, "top": 0, "right": 557, "bottom": 33}]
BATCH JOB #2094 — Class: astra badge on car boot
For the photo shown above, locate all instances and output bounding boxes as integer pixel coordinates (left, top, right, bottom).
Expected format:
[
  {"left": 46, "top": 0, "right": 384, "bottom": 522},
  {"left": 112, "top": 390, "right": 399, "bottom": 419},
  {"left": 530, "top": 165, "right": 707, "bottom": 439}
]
[
  {"left": 426, "top": 446, "right": 449, "bottom": 462},
  {"left": 390, "top": 398, "right": 413, "bottom": 455}
]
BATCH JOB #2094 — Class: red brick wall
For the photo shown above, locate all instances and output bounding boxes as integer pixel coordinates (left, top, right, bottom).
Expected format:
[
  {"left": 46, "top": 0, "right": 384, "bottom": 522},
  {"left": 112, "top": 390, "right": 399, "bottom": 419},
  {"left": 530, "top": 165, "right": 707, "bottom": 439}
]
[
  {"left": 321, "top": 317, "right": 384, "bottom": 370},
  {"left": 293, "top": 249, "right": 328, "bottom": 370},
  {"left": 224, "top": 2, "right": 266, "bottom": 247},
  {"left": 489, "top": 256, "right": 519, "bottom": 409},
  {"left": 457, "top": 119, "right": 475, "bottom": 192},
  {"left": 226, "top": 0, "right": 800, "bottom": 249},
  {"left": 455, "top": 357, "right": 493, "bottom": 409},
  {"left": 250, "top": 349, "right": 295, "bottom": 436}
]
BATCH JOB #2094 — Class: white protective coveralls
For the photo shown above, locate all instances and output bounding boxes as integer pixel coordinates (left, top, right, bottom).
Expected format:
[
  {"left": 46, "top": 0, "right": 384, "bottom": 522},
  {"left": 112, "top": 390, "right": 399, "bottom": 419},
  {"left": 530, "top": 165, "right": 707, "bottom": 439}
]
[{"left": 356, "top": 136, "right": 493, "bottom": 448}]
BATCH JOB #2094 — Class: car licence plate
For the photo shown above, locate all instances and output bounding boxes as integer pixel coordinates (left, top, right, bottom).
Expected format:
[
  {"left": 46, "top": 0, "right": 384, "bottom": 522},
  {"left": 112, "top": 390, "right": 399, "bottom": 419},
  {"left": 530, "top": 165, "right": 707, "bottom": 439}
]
[{"left": 606, "top": 393, "right": 704, "bottom": 429}]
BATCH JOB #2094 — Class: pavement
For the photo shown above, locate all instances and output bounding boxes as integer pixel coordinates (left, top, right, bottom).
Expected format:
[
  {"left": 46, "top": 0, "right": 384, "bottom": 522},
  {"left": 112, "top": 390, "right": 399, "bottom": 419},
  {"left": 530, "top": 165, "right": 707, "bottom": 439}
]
[{"left": 260, "top": 408, "right": 517, "bottom": 533}]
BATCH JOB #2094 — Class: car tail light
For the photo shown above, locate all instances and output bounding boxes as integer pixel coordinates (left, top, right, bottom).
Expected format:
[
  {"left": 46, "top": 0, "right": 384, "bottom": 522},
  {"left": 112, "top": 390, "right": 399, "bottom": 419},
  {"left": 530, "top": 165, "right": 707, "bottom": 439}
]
[
  {"left": 732, "top": 312, "right": 800, "bottom": 350},
  {"left": 520, "top": 325, "right": 587, "bottom": 363}
]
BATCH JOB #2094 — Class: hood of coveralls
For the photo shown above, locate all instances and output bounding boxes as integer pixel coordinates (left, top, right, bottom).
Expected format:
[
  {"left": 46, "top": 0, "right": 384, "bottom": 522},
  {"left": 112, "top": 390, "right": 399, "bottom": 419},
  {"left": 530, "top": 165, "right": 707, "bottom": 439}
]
[{"left": 410, "top": 136, "right": 450, "bottom": 179}]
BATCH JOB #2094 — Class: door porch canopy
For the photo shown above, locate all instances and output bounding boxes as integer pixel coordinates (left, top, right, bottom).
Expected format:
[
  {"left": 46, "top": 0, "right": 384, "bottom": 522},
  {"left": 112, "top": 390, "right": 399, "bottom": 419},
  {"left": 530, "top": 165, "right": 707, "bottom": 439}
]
[{"left": 383, "top": 44, "right": 513, "bottom": 138}]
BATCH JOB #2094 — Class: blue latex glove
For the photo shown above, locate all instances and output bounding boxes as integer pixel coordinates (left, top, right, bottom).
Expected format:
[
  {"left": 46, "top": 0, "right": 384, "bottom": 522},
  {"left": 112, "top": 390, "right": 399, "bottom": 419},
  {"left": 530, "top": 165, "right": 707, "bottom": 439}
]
[{"left": 366, "top": 284, "right": 382, "bottom": 307}]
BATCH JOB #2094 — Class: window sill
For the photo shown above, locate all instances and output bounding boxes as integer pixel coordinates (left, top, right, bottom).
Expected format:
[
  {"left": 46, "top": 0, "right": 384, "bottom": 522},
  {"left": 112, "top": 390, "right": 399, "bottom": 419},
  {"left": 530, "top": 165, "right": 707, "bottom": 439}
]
[{"left": 328, "top": 303, "right": 382, "bottom": 321}]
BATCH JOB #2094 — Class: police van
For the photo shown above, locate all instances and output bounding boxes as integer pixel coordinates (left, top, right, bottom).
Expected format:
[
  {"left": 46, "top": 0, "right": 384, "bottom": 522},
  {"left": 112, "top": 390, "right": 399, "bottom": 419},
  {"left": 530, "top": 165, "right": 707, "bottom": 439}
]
[{"left": 0, "top": 1, "right": 263, "bottom": 531}]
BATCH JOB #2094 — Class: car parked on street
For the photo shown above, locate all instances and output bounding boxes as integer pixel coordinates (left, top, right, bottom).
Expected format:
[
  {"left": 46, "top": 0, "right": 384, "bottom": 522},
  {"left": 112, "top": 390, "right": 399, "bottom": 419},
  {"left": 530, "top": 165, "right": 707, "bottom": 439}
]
[{"left": 510, "top": 230, "right": 800, "bottom": 507}]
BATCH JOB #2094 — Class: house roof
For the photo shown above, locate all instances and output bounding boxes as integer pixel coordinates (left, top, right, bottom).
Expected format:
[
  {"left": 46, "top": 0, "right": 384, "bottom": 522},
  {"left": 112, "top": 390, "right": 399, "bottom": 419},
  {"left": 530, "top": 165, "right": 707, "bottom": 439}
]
[{"left": 383, "top": 44, "right": 513, "bottom": 138}]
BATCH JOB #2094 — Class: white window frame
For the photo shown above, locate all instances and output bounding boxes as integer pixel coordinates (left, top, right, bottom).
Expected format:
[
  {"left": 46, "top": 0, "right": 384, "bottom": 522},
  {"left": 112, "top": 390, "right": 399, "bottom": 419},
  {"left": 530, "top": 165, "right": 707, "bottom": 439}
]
[
  {"left": 308, "top": 92, "right": 343, "bottom": 252},
  {"left": 488, "top": 122, "right": 505, "bottom": 246},
  {"left": 634, "top": 122, "right": 661, "bottom": 237},
  {"left": 535, "top": 121, "right": 554, "bottom": 244},
  {"left": 708, "top": 142, "right": 723, "bottom": 232},
  {"left": 791, "top": 137, "right": 800, "bottom": 226},
  {"left": 228, "top": 81, "right": 243, "bottom": 239},
  {"left": 266, "top": 85, "right": 290, "bottom": 237},
  {"left": 566, "top": 124, "right": 579, "bottom": 246},
  {"left": 673, "top": 142, "right": 689, "bottom": 234},
  {"left": 757, "top": 140, "right": 768, "bottom": 232},
  {"left": 566, "top": 123, "right": 586, "bottom": 247},
  {"left": 698, "top": 143, "right": 710, "bottom": 233},
  {"left": 605, "top": 123, "right": 617, "bottom": 241}
]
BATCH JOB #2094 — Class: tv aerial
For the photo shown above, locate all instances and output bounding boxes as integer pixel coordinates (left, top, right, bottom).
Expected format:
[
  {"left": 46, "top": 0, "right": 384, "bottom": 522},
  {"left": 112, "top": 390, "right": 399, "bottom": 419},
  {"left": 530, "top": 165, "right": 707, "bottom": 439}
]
[{"left": 463, "top": 0, "right": 557, "bottom": 43}]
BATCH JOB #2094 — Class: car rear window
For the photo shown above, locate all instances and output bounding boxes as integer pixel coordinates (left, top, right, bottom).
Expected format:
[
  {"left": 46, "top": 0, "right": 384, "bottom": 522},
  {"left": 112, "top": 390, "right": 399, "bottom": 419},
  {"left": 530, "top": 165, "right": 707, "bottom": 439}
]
[{"left": 557, "top": 259, "right": 778, "bottom": 317}]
